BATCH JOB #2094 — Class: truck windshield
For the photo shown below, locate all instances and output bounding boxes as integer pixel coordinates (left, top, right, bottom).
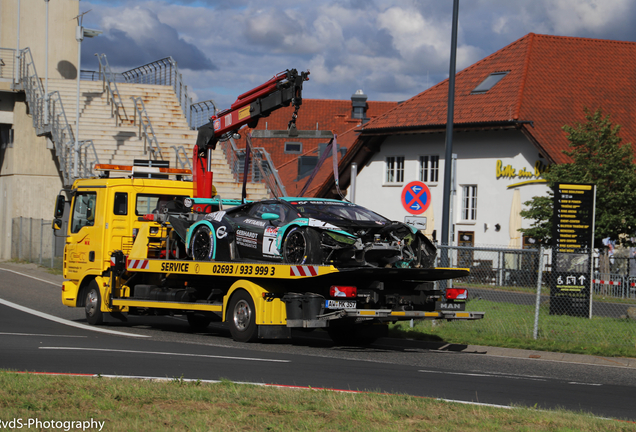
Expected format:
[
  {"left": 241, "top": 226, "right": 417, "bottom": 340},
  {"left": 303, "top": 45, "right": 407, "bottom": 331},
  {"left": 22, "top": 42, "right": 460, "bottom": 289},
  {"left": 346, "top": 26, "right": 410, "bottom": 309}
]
[{"left": 135, "top": 194, "right": 188, "bottom": 216}]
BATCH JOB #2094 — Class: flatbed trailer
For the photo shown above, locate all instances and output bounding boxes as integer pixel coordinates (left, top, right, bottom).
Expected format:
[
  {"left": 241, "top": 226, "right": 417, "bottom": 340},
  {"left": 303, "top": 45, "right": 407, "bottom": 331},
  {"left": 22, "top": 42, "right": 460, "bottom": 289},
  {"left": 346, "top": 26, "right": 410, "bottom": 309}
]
[{"left": 92, "top": 225, "right": 483, "bottom": 344}]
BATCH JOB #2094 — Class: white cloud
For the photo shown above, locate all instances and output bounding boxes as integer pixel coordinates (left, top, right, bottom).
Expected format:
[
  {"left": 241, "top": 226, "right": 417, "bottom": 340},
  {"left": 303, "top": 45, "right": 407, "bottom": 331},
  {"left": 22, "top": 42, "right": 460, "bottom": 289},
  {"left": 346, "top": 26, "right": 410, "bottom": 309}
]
[{"left": 82, "top": 0, "right": 636, "bottom": 108}]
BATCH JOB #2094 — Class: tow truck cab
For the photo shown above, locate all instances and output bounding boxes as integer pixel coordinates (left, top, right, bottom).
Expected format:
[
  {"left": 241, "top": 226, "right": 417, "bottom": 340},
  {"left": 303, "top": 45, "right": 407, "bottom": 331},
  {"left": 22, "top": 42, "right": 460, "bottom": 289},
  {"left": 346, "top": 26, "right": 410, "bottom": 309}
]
[{"left": 54, "top": 177, "right": 193, "bottom": 309}]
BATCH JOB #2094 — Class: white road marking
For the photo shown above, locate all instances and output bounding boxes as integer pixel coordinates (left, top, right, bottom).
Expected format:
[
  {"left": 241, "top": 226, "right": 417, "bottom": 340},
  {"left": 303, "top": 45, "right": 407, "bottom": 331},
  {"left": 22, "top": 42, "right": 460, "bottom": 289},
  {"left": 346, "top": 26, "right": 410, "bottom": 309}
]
[
  {"left": 39, "top": 347, "right": 291, "bottom": 363},
  {"left": 0, "top": 298, "right": 149, "bottom": 338},
  {"left": 0, "top": 267, "right": 59, "bottom": 286},
  {"left": 419, "top": 369, "right": 548, "bottom": 382},
  {"left": 0, "top": 332, "right": 86, "bottom": 338},
  {"left": 438, "top": 398, "right": 514, "bottom": 409},
  {"left": 419, "top": 369, "right": 603, "bottom": 386}
]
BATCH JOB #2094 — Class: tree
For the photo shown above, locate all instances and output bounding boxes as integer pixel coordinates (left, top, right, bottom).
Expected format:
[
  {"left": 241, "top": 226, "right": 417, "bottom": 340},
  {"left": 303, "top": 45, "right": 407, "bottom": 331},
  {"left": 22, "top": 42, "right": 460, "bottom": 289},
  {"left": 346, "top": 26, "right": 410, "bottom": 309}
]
[{"left": 520, "top": 108, "right": 636, "bottom": 247}]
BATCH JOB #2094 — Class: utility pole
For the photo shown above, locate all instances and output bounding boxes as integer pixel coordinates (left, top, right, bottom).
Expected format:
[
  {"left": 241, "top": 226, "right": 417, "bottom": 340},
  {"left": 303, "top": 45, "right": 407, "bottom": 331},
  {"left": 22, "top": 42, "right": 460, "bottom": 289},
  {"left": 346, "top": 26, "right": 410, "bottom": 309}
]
[{"left": 440, "top": 0, "right": 460, "bottom": 272}]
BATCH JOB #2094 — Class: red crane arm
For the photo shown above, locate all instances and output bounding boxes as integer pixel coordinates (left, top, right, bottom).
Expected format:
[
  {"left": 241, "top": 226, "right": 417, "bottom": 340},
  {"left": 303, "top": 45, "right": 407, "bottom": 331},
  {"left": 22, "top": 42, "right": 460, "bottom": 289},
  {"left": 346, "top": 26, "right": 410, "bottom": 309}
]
[{"left": 193, "top": 69, "right": 309, "bottom": 198}]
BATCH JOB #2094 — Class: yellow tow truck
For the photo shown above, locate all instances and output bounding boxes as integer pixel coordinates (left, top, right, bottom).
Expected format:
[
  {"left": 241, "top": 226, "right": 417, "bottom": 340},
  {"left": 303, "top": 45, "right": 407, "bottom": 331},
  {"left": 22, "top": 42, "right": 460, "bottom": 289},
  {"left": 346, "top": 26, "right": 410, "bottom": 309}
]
[{"left": 52, "top": 165, "right": 483, "bottom": 345}]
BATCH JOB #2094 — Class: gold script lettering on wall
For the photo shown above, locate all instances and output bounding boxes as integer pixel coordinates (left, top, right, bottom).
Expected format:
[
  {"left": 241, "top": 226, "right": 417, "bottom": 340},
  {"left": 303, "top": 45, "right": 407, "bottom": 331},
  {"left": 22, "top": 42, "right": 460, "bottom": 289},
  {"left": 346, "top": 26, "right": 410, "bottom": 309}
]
[{"left": 496, "top": 160, "right": 549, "bottom": 179}]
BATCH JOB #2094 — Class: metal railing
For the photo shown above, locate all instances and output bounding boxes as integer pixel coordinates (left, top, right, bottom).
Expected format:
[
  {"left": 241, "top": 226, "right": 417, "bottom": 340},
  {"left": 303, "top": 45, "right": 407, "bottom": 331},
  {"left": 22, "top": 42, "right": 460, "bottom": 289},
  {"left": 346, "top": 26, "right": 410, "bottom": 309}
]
[
  {"left": 217, "top": 135, "right": 287, "bottom": 198},
  {"left": 171, "top": 145, "right": 192, "bottom": 172},
  {"left": 78, "top": 139, "right": 99, "bottom": 178},
  {"left": 11, "top": 217, "right": 63, "bottom": 269},
  {"left": 120, "top": 57, "right": 191, "bottom": 125},
  {"left": 45, "top": 90, "right": 76, "bottom": 184},
  {"left": 80, "top": 69, "right": 125, "bottom": 83},
  {"left": 130, "top": 96, "right": 163, "bottom": 160},
  {"left": 95, "top": 53, "right": 127, "bottom": 126},
  {"left": 190, "top": 99, "right": 217, "bottom": 129},
  {"left": 15, "top": 47, "right": 97, "bottom": 185},
  {"left": 0, "top": 48, "right": 16, "bottom": 81}
]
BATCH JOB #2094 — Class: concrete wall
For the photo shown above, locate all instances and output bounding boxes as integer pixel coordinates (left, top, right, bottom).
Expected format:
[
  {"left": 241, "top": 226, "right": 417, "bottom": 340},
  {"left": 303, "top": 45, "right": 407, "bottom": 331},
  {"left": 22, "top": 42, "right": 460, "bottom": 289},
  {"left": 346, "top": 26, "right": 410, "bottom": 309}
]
[
  {"left": 0, "top": 98, "right": 63, "bottom": 259},
  {"left": 1, "top": 0, "right": 79, "bottom": 79},
  {"left": 0, "top": 0, "right": 77, "bottom": 259},
  {"left": 348, "top": 129, "right": 550, "bottom": 247}
]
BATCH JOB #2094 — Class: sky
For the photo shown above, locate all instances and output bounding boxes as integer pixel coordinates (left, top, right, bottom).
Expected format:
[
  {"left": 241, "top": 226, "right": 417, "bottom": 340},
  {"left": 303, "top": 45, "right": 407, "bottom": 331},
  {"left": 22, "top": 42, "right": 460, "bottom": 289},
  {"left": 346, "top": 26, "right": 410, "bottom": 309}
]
[{"left": 80, "top": 0, "right": 636, "bottom": 109}]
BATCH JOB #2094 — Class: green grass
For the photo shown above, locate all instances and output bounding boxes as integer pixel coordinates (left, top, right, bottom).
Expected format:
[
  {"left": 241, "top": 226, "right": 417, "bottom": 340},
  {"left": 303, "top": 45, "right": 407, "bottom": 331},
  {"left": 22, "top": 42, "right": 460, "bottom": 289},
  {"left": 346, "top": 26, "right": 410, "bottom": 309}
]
[
  {"left": 0, "top": 371, "right": 634, "bottom": 431},
  {"left": 390, "top": 299, "right": 636, "bottom": 357}
]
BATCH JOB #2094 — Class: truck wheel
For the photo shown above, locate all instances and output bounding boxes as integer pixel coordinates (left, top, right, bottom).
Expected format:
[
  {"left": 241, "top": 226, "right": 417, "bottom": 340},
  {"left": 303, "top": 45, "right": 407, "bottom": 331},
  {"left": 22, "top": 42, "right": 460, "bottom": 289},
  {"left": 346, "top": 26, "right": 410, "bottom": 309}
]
[
  {"left": 227, "top": 290, "right": 258, "bottom": 342},
  {"left": 191, "top": 225, "right": 214, "bottom": 261},
  {"left": 283, "top": 227, "right": 321, "bottom": 264},
  {"left": 187, "top": 313, "right": 212, "bottom": 332},
  {"left": 85, "top": 280, "right": 104, "bottom": 325}
]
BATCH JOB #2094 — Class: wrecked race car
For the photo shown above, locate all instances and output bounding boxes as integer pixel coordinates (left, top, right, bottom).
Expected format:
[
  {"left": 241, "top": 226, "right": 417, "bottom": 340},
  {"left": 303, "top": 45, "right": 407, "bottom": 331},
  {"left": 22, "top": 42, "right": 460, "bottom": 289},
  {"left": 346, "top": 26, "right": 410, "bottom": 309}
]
[{"left": 183, "top": 197, "right": 437, "bottom": 268}]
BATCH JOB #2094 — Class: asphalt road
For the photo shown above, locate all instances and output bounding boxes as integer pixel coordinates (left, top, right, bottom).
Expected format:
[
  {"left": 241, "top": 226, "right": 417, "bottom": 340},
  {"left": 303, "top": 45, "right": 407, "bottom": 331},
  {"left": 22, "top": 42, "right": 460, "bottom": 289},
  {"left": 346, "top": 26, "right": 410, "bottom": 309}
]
[{"left": 2, "top": 263, "right": 636, "bottom": 421}]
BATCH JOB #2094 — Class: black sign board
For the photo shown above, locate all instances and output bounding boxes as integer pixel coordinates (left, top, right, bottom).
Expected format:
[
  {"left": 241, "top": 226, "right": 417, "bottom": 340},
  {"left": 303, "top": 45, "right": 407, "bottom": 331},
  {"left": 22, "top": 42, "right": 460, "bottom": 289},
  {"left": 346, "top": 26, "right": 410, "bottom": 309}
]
[{"left": 550, "top": 183, "right": 596, "bottom": 317}]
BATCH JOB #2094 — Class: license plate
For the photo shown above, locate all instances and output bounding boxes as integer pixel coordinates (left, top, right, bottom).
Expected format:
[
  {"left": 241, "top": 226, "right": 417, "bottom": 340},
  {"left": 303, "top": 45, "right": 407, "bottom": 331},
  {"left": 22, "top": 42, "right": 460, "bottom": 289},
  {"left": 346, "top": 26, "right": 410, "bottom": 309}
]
[{"left": 325, "top": 300, "right": 356, "bottom": 309}]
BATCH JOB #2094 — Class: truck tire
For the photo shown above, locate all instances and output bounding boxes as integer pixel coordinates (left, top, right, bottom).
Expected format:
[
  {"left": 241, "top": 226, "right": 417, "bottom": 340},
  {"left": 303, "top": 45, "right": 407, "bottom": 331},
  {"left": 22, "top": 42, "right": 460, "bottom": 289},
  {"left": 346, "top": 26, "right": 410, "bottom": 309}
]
[
  {"left": 85, "top": 280, "right": 104, "bottom": 325},
  {"left": 187, "top": 312, "right": 213, "bottom": 332},
  {"left": 282, "top": 227, "right": 321, "bottom": 264},
  {"left": 191, "top": 225, "right": 214, "bottom": 261},
  {"left": 227, "top": 290, "right": 258, "bottom": 342}
]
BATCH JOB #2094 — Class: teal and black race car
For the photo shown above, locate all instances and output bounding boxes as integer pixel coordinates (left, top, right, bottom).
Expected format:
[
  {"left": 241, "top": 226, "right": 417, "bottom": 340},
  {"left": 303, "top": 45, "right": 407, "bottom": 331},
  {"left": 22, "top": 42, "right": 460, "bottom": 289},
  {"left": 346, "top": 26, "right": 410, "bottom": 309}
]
[{"left": 183, "top": 197, "right": 436, "bottom": 269}]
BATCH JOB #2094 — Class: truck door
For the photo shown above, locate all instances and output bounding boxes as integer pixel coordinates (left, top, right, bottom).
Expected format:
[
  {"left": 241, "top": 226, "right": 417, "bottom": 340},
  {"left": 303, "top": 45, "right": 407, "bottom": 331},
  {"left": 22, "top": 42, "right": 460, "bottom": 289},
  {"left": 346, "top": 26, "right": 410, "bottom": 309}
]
[{"left": 65, "top": 189, "right": 104, "bottom": 280}]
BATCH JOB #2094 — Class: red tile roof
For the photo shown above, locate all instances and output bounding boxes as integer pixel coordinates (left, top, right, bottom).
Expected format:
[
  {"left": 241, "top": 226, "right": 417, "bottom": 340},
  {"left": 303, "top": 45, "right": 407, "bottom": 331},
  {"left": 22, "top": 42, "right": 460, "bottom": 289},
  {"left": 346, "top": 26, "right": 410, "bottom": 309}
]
[
  {"left": 316, "top": 33, "right": 636, "bottom": 197},
  {"left": 360, "top": 33, "right": 636, "bottom": 164},
  {"left": 236, "top": 98, "right": 396, "bottom": 196}
]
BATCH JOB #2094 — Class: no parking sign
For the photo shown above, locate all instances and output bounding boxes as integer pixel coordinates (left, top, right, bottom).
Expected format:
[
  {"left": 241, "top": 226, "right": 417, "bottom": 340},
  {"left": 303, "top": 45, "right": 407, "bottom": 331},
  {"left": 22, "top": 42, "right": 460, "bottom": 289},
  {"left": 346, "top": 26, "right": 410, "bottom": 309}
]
[{"left": 401, "top": 181, "right": 431, "bottom": 215}]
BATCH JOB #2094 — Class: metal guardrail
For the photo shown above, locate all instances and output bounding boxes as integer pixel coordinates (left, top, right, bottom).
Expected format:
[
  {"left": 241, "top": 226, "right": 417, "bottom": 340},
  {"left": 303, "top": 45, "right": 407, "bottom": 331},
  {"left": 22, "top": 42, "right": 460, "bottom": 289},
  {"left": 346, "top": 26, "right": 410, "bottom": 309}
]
[
  {"left": 190, "top": 99, "right": 217, "bottom": 130},
  {"left": 130, "top": 96, "right": 163, "bottom": 160},
  {"left": 95, "top": 54, "right": 127, "bottom": 126},
  {"left": 120, "top": 57, "right": 191, "bottom": 125}
]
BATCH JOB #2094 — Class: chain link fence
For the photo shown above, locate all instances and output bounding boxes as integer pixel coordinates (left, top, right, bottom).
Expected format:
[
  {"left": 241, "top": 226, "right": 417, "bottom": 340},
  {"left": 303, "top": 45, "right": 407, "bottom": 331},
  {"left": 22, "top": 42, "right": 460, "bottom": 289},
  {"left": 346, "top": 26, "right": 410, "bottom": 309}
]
[
  {"left": 434, "top": 245, "right": 636, "bottom": 351},
  {"left": 10, "top": 217, "right": 64, "bottom": 270}
]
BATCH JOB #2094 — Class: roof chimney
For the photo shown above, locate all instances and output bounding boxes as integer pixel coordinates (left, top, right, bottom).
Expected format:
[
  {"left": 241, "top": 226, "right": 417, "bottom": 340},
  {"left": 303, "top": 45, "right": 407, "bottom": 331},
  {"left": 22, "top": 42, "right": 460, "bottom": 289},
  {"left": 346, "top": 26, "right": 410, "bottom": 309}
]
[{"left": 351, "top": 89, "right": 369, "bottom": 124}]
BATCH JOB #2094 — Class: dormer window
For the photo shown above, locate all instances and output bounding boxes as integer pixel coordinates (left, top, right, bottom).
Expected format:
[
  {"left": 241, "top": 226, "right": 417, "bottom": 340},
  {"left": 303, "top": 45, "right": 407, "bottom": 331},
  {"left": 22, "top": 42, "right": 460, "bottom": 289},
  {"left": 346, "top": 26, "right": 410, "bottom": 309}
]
[{"left": 471, "top": 71, "right": 509, "bottom": 94}]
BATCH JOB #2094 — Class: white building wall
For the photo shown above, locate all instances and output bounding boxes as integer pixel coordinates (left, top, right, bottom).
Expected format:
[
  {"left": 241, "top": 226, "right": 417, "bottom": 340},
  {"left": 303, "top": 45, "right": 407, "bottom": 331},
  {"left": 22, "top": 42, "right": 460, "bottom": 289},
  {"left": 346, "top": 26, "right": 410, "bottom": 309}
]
[{"left": 348, "top": 129, "right": 550, "bottom": 247}]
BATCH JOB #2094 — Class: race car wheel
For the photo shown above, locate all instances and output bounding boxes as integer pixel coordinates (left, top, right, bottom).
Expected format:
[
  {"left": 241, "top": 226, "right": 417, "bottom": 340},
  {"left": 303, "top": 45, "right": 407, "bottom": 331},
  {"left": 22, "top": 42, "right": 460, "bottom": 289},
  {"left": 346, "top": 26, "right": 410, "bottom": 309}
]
[
  {"left": 85, "top": 280, "right": 104, "bottom": 325},
  {"left": 191, "top": 225, "right": 214, "bottom": 261},
  {"left": 227, "top": 290, "right": 258, "bottom": 342},
  {"left": 282, "top": 227, "right": 321, "bottom": 264}
]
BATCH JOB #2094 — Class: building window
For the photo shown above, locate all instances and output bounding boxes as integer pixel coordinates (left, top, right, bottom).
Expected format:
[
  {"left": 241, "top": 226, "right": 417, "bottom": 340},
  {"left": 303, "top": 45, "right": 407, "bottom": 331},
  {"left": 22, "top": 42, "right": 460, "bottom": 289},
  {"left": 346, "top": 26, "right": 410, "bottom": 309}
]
[
  {"left": 471, "top": 71, "right": 509, "bottom": 94},
  {"left": 461, "top": 185, "right": 478, "bottom": 221},
  {"left": 285, "top": 142, "right": 302, "bottom": 154},
  {"left": 419, "top": 155, "right": 439, "bottom": 183},
  {"left": 386, "top": 156, "right": 404, "bottom": 183}
]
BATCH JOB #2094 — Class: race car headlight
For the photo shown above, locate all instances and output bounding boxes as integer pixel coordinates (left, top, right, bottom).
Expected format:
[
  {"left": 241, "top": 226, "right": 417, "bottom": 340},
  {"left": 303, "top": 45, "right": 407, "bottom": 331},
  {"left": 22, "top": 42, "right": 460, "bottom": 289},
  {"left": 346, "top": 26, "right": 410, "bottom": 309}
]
[{"left": 325, "top": 231, "right": 356, "bottom": 245}]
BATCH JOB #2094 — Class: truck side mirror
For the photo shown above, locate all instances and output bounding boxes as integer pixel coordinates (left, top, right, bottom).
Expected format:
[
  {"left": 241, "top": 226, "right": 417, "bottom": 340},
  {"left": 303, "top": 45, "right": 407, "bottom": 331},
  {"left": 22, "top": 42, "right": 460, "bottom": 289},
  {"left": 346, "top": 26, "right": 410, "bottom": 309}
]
[
  {"left": 54, "top": 195, "right": 66, "bottom": 218},
  {"left": 52, "top": 218, "right": 63, "bottom": 231}
]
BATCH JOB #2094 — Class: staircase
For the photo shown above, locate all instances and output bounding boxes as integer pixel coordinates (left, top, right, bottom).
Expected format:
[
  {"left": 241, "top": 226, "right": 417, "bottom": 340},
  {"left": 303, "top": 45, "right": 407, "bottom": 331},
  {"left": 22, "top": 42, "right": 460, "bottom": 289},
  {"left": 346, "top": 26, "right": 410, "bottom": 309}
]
[{"left": 45, "top": 78, "right": 269, "bottom": 200}]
